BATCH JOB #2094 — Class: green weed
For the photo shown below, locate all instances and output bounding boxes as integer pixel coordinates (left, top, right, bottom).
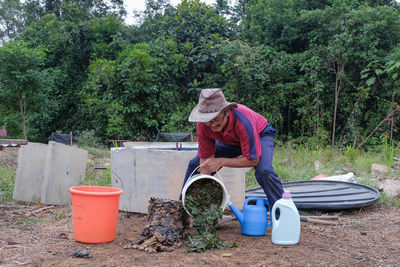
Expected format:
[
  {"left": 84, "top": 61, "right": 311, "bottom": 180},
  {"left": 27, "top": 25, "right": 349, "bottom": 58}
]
[
  {"left": 245, "top": 172, "right": 258, "bottom": 189},
  {"left": 77, "top": 130, "right": 105, "bottom": 148},
  {"left": 85, "top": 167, "right": 111, "bottom": 186},
  {"left": 380, "top": 134, "right": 397, "bottom": 167},
  {"left": 379, "top": 192, "right": 400, "bottom": 208},
  {"left": 16, "top": 218, "right": 43, "bottom": 227},
  {"left": 85, "top": 146, "right": 110, "bottom": 159},
  {"left": 243, "top": 143, "right": 400, "bottom": 207},
  {"left": 346, "top": 145, "right": 359, "bottom": 163},
  {"left": 81, "top": 146, "right": 111, "bottom": 186},
  {"left": 54, "top": 211, "right": 67, "bottom": 220},
  {"left": 0, "top": 166, "right": 15, "bottom": 202},
  {"left": 351, "top": 221, "right": 364, "bottom": 227}
]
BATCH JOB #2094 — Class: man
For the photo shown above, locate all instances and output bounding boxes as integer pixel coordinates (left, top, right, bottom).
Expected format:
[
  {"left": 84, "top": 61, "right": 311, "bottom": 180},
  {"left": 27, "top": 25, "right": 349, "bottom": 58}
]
[{"left": 181, "top": 88, "right": 284, "bottom": 208}]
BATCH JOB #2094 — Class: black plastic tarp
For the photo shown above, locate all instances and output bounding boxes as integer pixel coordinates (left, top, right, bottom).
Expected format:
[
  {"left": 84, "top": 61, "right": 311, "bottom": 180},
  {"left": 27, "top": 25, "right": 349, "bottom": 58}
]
[
  {"left": 246, "top": 180, "right": 380, "bottom": 210},
  {"left": 48, "top": 133, "right": 79, "bottom": 145},
  {"left": 155, "top": 132, "right": 195, "bottom": 142}
]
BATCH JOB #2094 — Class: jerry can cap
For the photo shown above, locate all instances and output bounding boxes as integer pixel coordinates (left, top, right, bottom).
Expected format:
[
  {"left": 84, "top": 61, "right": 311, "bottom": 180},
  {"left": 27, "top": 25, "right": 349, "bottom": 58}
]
[{"left": 282, "top": 191, "right": 292, "bottom": 198}]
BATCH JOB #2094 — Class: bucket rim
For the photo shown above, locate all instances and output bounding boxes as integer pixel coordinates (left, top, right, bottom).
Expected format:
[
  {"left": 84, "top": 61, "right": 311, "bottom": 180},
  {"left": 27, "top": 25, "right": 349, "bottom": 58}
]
[
  {"left": 181, "top": 174, "right": 228, "bottom": 217},
  {"left": 69, "top": 186, "right": 123, "bottom": 196}
]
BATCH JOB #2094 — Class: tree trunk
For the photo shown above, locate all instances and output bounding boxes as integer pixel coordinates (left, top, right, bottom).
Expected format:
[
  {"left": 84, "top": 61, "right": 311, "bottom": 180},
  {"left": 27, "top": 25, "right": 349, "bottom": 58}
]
[
  {"left": 332, "top": 60, "right": 343, "bottom": 149},
  {"left": 18, "top": 98, "right": 27, "bottom": 140}
]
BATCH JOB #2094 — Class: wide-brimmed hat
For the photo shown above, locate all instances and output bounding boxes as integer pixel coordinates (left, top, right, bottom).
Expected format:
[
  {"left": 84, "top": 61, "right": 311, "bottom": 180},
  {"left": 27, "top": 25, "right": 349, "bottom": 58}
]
[{"left": 189, "top": 88, "right": 237, "bottom": 122}]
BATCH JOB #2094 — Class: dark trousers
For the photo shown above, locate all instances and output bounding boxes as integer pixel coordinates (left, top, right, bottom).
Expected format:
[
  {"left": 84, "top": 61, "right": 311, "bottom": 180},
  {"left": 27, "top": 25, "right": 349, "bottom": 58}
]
[{"left": 180, "top": 124, "right": 284, "bottom": 208}]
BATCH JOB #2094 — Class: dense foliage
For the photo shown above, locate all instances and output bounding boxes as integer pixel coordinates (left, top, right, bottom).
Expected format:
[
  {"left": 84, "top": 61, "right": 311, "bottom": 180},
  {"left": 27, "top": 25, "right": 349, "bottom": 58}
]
[{"left": 1, "top": 0, "right": 399, "bottom": 149}]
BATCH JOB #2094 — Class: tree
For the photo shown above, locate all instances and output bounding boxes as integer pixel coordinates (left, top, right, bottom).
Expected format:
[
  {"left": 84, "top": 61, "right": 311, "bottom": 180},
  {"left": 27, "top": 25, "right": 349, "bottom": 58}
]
[
  {"left": 0, "top": 0, "right": 24, "bottom": 43},
  {"left": 89, "top": 16, "right": 130, "bottom": 60},
  {"left": 0, "top": 40, "right": 54, "bottom": 140},
  {"left": 308, "top": 3, "right": 400, "bottom": 147},
  {"left": 23, "top": 0, "right": 126, "bottom": 22}
]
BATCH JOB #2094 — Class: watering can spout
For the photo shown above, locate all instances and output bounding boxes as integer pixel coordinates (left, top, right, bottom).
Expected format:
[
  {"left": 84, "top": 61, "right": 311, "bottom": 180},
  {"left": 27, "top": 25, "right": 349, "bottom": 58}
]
[{"left": 229, "top": 203, "right": 244, "bottom": 224}]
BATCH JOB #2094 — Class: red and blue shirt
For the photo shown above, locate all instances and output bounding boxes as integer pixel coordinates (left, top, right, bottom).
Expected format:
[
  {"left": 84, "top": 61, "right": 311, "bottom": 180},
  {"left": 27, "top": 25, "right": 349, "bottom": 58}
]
[{"left": 196, "top": 104, "right": 268, "bottom": 161}]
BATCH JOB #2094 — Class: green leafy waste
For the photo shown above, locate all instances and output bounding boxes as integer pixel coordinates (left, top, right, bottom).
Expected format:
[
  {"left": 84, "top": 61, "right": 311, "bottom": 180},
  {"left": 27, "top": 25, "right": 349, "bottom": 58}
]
[{"left": 184, "top": 178, "right": 237, "bottom": 253}]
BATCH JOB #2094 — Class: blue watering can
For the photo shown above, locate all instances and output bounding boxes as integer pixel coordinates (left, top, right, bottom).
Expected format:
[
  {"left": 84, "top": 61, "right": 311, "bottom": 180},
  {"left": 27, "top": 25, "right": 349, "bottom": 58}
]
[{"left": 229, "top": 197, "right": 272, "bottom": 236}]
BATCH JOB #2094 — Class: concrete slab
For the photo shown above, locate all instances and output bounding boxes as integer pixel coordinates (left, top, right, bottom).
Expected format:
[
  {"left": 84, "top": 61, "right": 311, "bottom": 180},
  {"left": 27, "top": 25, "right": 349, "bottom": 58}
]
[
  {"left": 41, "top": 141, "right": 88, "bottom": 205},
  {"left": 13, "top": 142, "right": 48, "bottom": 202},
  {"left": 371, "top": 163, "right": 390, "bottom": 177},
  {"left": 378, "top": 178, "right": 400, "bottom": 198},
  {"left": 123, "top": 141, "right": 198, "bottom": 150},
  {"left": 13, "top": 141, "right": 88, "bottom": 205},
  {"left": 111, "top": 145, "right": 249, "bottom": 213}
]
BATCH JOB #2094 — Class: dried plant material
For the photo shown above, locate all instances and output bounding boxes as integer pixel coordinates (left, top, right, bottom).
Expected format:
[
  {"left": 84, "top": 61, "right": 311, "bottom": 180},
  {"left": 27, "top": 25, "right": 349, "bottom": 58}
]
[{"left": 129, "top": 198, "right": 187, "bottom": 252}]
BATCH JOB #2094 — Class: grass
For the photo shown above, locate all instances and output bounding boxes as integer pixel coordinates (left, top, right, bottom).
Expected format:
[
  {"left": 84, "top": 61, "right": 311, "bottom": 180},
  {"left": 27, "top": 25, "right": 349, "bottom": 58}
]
[
  {"left": 54, "top": 211, "right": 67, "bottom": 220},
  {"left": 85, "top": 167, "right": 112, "bottom": 186},
  {"left": 245, "top": 143, "right": 400, "bottom": 207},
  {"left": 81, "top": 145, "right": 112, "bottom": 186},
  {"left": 351, "top": 221, "right": 365, "bottom": 227},
  {"left": 16, "top": 218, "right": 44, "bottom": 227},
  {"left": 0, "top": 166, "right": 16, "bottom": 202},
  {"left": 1, "top": 142, "right": 399, "bottom": 207},
  {"left": 272, "top": 145, "right": 400, "bottom": 182}
]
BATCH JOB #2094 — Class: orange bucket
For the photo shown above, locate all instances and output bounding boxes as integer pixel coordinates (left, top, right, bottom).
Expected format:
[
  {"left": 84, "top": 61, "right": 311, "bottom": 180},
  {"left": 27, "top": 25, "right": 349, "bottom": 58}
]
[{"left": 69, "top": 186, "right": 123, "bottom": 243}]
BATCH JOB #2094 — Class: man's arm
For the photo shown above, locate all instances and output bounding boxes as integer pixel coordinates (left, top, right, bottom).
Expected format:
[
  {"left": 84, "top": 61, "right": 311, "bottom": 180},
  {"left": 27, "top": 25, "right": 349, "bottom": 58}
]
[{"left": 199, "top": 156, "right": 259, "bottom": 174}]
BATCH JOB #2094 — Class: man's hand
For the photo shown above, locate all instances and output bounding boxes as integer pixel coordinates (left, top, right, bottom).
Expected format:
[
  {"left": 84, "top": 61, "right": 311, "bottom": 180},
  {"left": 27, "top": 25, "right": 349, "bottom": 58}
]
[
  {"left": 199, "top": 158, "right": 223, "bottom": 174},
  {"left": 199, "top": 155, "right": 259, "bottom": 174}
]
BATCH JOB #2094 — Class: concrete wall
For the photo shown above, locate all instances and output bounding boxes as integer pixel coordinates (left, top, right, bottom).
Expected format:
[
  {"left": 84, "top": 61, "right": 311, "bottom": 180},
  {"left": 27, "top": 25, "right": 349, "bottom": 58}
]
[
  {"left": 13, "top": 142, "right": 48, "bottom": 203},
  {"left": 123, "top": 141, "right": 198, "bottom": 149},
  {"left": 41, "top": 142, "right": 88, "bottom": 205},
  {"left": 111, "top": 143, "right": 249, "bottom": 213},
  {"left": 13, "top": 141, "right": 87, "bottom": 205}
]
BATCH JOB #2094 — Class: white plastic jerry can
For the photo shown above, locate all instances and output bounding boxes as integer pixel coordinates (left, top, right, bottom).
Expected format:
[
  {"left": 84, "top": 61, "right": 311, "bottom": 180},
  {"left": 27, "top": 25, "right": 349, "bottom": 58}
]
[{"left": 271, "top": 191, "right": 301, "bottom": 245}]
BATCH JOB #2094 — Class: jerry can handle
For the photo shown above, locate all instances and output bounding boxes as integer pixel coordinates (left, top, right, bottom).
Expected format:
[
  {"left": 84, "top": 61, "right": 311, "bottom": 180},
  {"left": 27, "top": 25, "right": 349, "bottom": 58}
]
[
  {"left": 265, "top": 198, "right": 272, "bottom": 228},
  {"left": 271, "top": 202, "right": 279, "bottom": 227}
]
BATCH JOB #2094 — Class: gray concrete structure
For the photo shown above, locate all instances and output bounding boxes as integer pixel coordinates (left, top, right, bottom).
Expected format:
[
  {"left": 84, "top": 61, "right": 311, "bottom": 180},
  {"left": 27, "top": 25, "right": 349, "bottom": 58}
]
[
  {"left": 111, "top": 143, "right": 249, "bottom": 214},
  {"left": 13, "top": 141, "right": 88, "bottom": 205},
  {"left": 41, "top": 142, "right": 88, "bottom": 205},
  {"left": 13, "top": 142, "right": 48, "bottom": 203}
]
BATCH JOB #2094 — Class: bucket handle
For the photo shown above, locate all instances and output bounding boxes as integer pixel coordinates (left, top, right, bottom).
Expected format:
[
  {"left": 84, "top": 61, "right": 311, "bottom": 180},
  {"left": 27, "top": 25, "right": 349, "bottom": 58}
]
[
  {"left": 188, "top": 163, "right": 223, "bottom": 183},
  {"left": 92, "top": 167, "right": 124, "bottom": 189}
]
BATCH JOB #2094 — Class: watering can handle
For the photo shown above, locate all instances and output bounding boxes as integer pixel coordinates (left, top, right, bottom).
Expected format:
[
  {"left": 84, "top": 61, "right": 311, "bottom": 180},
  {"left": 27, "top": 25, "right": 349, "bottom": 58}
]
[
  {"left": 188, "top": 164, "right": 224, "bottom": 182},
  {"left": 243, "top": 197, "right": 259, "bottom": 206}
]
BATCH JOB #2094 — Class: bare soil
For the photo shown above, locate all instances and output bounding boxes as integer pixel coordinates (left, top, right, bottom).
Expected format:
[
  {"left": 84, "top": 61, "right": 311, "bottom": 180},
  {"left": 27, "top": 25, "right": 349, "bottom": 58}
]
[
  {"left": 1, "top": 147, "right": 400, "bottom": 266},
  {"left": 0, "top": 202, "right": 399, "bottom": 267}
]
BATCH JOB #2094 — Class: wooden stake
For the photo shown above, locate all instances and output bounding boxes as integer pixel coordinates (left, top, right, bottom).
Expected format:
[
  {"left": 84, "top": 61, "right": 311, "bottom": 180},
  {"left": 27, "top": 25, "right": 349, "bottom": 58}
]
[{"left": 300, "top": 216, "right": 338, "bottom": 225}]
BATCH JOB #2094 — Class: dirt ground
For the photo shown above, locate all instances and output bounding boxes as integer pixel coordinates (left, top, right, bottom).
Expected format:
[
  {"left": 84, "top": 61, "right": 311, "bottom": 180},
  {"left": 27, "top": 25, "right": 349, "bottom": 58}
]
[
  {"left": 0, "top": 201, "right": 399, "bottom": 267},
  {"left": 1, "top": 147, "right": 400, "bottom": 266}
]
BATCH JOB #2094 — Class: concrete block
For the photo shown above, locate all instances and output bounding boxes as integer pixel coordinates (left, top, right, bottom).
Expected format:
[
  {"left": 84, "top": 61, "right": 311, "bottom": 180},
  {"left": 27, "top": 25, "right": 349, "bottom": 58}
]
[
  {"left": 218, "top": 167, "right": 249, "bottom": 209},
  {"left": 111, "top": 144, "right": 249, "bottom": 214},
  {"left": 371, "top": 163, "right": 390, "bottom": 177},
  {"left": 13, "top": 141, "right": 88, "bottom": 205},
  {"left": 41, "top": 141, "right": 88, "bottom": 205},
  {"left": 123, "top": 141, "right": 198, "bottom": 150},
  {"left": 13, "top": 142, "right": 48, "bottom": 202},
  {"left": 378, "top": 178, "right": 400, "bottom": 198}
]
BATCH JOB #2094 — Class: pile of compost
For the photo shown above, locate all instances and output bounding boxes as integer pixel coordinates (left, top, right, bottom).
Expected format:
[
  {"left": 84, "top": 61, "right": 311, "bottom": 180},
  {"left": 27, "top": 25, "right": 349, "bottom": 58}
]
[
  {"left": 126, "top": 198, "right": 188, "bottom": 253},
  {"left": 184, "top": 178, "right": 236, "bottom": 253}
]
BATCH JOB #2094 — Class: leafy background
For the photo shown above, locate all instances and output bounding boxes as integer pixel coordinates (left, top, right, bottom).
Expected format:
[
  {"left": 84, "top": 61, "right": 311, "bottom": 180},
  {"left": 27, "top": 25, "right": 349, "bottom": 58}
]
[{"left": 0, "top": 0, "right": 399, "bottom": 150}]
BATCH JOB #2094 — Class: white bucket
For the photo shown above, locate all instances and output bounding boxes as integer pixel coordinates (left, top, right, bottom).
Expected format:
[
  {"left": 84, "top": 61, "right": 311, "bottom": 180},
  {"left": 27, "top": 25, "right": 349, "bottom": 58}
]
[{"left": 181, "top": 173, "right": 229, "bottom": 217}]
